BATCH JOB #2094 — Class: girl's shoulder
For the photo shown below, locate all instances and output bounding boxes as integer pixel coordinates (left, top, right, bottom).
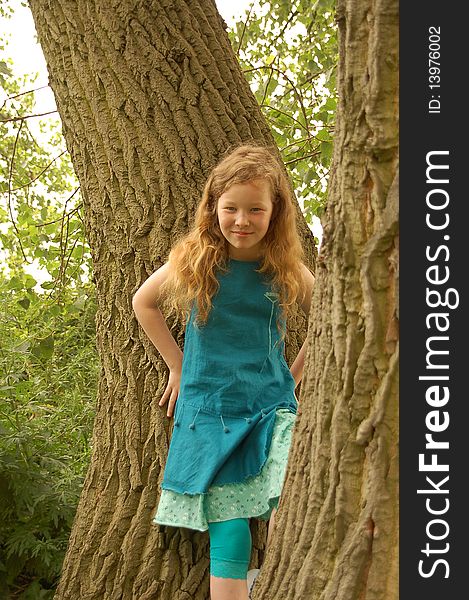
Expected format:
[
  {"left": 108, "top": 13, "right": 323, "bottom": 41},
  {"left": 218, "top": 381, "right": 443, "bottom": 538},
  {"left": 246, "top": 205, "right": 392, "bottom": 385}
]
[
  {"left": 132, "top": 261, "right": 172, "bottom": 308},
  {"left": 298, "top": 262, "right": 315, "bottom": 316},
  {"left": 299, "top": 261, "right": 315, "bottom": 282}
]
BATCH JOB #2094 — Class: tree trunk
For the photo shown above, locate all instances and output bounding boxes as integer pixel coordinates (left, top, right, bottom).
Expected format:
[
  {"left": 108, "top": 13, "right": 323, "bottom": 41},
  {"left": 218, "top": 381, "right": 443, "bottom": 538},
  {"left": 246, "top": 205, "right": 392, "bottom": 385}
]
[
  {"left": 252, "top": 0, "right": 399, "bottom": 598},
  {"left": 27, "top": 0, "right": 314, "bottom": 598}
]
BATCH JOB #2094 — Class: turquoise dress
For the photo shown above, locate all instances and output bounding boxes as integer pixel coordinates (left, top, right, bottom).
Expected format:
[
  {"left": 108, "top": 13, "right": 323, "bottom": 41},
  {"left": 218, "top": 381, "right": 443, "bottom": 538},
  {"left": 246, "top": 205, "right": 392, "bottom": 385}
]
[{"left": 153, "top": 257, "right": 298, "bottom": 531}]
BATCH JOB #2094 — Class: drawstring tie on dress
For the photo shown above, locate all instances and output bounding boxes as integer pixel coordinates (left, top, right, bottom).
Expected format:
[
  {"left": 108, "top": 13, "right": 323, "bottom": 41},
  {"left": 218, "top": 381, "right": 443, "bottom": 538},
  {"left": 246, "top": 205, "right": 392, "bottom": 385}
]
[
  {"left": 188, "top": 407, "right": 201, "bottom": 430},
  {"left": 220, "top": 414, "right": 230, "bottom": 433}
]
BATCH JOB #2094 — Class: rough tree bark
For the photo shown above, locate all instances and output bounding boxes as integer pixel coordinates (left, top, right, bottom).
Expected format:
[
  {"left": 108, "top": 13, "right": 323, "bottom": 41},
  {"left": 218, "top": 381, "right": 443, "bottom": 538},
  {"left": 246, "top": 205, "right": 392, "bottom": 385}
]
[
  {"left": 27, "top": 0, "right": 315, "bottom": 598},
  {"left": 252, "top": 0, "right": 399, "bottom": 598}
]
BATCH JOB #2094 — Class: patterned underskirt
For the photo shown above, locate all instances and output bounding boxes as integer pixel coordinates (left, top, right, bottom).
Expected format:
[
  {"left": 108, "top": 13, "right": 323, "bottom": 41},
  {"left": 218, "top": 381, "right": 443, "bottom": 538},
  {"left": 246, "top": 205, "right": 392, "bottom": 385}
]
[{"left": 152, "top": 408, "right": 296, "bottom": 531}]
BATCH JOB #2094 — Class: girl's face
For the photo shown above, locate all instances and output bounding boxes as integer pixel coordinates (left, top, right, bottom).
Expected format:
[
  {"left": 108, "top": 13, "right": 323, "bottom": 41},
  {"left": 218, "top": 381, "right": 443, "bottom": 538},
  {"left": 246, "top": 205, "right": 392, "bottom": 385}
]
[{"left": 217, "top": 179, "right": 274, "bottom": 261}]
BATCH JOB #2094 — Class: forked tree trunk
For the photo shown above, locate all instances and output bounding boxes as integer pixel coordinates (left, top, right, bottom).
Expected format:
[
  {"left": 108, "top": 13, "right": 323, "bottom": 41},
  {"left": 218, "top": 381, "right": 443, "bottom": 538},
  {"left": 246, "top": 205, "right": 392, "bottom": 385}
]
[
  {"left": 27, "top": 0, "right": 314, "bottom": 598},
  {"left": 253, "top": 0, "right": 399, "bottom": 598}
]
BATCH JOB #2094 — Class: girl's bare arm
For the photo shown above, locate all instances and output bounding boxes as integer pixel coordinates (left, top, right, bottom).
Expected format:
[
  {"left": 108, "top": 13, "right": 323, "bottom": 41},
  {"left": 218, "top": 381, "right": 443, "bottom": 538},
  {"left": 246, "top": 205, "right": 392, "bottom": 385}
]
[
  {"left": 132, "top": 263, "right": 182, "bottom": 416},
  {"left": 290, "top": 263, "right": 315, "bottom": 388}
]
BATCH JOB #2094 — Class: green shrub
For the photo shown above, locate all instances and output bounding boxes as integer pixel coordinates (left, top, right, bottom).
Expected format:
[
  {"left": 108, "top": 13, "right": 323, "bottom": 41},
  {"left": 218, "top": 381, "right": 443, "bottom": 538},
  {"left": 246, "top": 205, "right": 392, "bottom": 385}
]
[{"left": 0, "top": 275, "right": 97, "bottom": 598}]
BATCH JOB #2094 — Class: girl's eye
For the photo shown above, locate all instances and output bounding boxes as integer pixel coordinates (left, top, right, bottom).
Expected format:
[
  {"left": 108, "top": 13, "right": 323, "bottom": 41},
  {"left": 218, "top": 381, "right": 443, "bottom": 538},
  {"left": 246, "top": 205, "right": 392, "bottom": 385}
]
[{"left": 222, "top": 207, "right": 262, "bottom": 212}]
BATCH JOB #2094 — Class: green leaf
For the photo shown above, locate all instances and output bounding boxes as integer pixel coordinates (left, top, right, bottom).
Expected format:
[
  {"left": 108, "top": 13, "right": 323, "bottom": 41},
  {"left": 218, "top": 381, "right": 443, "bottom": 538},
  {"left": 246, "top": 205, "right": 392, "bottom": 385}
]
[
  {"left": 305, "top": 167, "right": 317, "bottom": 184},
  {"left": 320, "top": 141, "right": 333, "bottom": 164},
  {"left": 8, "top": 276, "right": 23, "bottom": 290},
  {"left": 323, "top": 97, "right": 337, "bottom": 111},
  {"left": 31, "top": 335, "right": 55, "bottom": 361},
  {"left": 24, "top": 275, "right": 37, "bottom": 289},
  {"left": 316, "top": 129, "right": 332, "bottom": 142},
  {"left": 34, "top": 246, "right": 46, "bottom": 258},
  {"left": 71, "top": 245, "right": 84, "bottom": 260},
  {"left": 17, "top": 297, "right": 31, "bottom": 310},
  {"left": 44, "top": 223, "right": 58, "bottom": 236},
  {"left": 316, "top": 111, "right": 329, "bottom": 124},
  {"left": 47, "top": 304, "right": 61, "bottom": 317}
]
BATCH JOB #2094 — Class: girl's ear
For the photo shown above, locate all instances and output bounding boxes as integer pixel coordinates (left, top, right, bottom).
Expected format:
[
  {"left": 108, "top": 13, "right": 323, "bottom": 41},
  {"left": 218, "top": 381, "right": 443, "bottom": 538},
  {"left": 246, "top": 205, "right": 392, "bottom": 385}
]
[{"left": 205, "top": 194, "right": 216, "bottom": 215}]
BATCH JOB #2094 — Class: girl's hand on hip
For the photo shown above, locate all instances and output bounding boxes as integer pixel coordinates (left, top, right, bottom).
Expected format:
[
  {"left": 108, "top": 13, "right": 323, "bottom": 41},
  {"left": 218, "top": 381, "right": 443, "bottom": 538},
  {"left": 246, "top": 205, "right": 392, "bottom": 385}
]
[{"left": 159, "top": 367, "right": 181, "bottom": 418}]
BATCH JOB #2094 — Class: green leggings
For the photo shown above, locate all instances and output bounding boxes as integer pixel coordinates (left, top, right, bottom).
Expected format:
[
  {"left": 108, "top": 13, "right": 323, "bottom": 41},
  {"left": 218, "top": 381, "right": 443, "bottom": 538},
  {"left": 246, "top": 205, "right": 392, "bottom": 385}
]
[{"left": 208, "top": 518, "right": 252, "bottom": 579}]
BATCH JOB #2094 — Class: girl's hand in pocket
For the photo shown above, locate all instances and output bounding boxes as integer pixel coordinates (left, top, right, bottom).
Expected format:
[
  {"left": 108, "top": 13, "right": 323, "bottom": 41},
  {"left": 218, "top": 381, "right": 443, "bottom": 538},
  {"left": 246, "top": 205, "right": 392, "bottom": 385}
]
[{"left": 159, "top": 367, "right": 181, "bottom": 417}]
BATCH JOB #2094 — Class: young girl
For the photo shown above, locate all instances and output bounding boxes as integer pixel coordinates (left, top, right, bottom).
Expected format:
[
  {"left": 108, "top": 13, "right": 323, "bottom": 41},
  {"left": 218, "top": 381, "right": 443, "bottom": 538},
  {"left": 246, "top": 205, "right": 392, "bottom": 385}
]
[{"left": 132, "top": 144, "right": 314, "bottom": 600}]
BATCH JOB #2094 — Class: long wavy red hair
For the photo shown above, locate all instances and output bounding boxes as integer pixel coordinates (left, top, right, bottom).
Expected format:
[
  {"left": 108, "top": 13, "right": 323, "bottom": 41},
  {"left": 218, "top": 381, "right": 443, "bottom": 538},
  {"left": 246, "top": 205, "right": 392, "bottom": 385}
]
[{"left": 158, "top": 143, "right": 306, "bottom": 338}]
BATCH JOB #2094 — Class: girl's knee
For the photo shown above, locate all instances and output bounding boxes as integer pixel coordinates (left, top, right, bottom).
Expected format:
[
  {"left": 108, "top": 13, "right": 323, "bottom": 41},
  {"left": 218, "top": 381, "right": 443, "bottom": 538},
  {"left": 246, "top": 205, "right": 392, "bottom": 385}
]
[{"left": 208, "top": 518, "right": 252, "bottom": 579}]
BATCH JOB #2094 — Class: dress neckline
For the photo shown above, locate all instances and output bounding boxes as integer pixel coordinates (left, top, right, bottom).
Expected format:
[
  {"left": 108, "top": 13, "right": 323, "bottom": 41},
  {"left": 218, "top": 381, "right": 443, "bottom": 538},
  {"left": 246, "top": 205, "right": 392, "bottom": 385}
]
[{"left": 229, "top": 257, "right": 261, "bottom": 264}]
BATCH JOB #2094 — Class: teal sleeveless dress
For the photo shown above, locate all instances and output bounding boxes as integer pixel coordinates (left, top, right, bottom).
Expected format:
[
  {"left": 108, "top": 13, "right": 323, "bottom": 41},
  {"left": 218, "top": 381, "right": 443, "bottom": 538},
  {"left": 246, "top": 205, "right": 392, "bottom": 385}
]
[{"left": 153, "top": 257, "right": 298, "bottom": 531}]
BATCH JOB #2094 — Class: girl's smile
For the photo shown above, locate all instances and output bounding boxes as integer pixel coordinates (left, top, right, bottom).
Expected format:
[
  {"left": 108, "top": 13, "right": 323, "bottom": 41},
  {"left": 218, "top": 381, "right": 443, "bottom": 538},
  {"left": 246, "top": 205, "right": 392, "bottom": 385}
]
[{"left": 217, "top": 179, "right": 273, "bottom": 260}]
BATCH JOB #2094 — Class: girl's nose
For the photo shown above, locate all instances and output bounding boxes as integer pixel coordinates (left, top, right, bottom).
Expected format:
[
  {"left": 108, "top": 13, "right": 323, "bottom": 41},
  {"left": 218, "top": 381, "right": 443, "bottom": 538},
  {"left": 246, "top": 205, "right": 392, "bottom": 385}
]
[{"left": 235, "top": 212, "right": 250, "bottom": 226}]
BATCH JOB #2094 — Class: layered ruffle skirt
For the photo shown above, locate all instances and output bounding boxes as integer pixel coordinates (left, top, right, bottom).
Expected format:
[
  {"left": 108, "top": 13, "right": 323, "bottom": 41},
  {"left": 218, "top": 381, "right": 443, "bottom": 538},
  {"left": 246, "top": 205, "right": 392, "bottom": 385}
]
[{"left": 152, "top": 408, "right": 296, "bottom": 531}]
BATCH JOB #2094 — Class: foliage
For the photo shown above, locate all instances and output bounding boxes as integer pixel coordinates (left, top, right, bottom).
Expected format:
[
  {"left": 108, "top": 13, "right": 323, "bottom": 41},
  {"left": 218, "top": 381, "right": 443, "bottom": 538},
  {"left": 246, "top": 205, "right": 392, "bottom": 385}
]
[
  {"left": 0, "top": 51, "right": 88, "bottom": 293},
  {"left": 227, "top": 0, "right": 338, "bottom": 220},
  {"left": 0, "top": 272, "right": 97, "bottom": 598}
]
